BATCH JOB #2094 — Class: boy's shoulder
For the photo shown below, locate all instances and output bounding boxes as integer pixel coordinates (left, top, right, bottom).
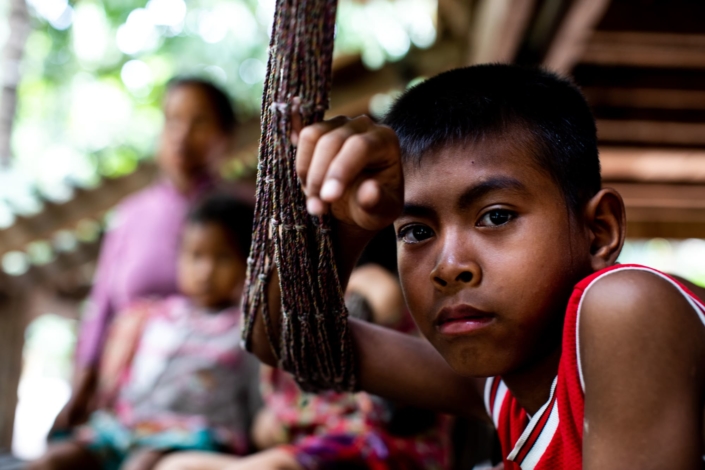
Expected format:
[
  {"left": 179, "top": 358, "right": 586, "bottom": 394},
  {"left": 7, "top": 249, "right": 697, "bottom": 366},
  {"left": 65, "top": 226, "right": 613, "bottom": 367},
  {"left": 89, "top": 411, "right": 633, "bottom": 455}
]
[
  {"left": 573, "top": 267, "right": 705, "bottom": 467},
  {"left": 579, "top": 266, "right": 703, "bottom": 336},
  {"left": 577, "top": 266, "right": 705, "bottom": 389}
]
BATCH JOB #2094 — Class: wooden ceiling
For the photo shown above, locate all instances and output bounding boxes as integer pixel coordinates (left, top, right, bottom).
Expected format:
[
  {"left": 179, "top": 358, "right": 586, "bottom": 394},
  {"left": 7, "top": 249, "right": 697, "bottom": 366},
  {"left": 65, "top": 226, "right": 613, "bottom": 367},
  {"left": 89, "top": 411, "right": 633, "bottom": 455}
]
[{"left": 569, "top": 0, "right": 705, "bottom": 238}]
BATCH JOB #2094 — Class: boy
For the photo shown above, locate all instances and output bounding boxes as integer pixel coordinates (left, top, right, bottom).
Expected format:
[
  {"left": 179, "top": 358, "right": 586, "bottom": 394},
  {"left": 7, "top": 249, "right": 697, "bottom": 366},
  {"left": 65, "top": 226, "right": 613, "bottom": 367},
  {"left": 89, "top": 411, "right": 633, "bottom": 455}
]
[
  {"left": 250, "top": 64, "right": 705, "bottom": 469},
  {"left": 33, "top": 194, "right": 260, "bottom": 470}
]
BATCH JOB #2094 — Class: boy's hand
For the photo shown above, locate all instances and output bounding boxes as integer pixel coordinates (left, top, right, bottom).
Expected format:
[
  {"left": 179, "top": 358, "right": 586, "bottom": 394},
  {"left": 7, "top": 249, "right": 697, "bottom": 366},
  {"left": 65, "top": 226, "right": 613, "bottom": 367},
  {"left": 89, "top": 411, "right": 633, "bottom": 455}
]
[
  {"left": 251, "top": 114, "right": 402, "bottom": 367},
  {"left": 294, "top": 115, "right": 403, "bottom": 232}
]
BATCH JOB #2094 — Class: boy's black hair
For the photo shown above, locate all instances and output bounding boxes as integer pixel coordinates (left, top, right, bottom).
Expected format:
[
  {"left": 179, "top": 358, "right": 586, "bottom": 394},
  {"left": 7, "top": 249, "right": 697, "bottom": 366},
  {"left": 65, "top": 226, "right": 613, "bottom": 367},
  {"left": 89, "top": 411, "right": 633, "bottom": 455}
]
[
  {"left": 186, "top": 192, "right": 254, "bottom": 258},
  {"left": 383, "top": 64, "right": 601, "bottom": 212},
  {"left": 166, "top": 77, "right": 237, "bottom": 134}
]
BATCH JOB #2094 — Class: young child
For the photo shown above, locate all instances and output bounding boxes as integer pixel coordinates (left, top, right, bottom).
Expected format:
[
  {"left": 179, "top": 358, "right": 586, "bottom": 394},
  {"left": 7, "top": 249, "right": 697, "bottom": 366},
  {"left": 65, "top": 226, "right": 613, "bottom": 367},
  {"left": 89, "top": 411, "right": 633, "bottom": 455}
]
[
  {"left": 32, "top": 194, "right": 260, "bottom": 470},
  {"left": 250, "top": 64, "right": 705, "bottom": 469},
  {"left": 154, "top": 253, "right": 451, "bottom": 470}
]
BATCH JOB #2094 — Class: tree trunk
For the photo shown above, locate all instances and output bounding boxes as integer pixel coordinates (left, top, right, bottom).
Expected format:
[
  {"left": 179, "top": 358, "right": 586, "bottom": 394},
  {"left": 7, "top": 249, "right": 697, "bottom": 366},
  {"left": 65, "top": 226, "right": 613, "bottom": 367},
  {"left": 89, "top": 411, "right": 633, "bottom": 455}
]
[{"left": 0, "top": 0, "right": 30, "bottom": 167}]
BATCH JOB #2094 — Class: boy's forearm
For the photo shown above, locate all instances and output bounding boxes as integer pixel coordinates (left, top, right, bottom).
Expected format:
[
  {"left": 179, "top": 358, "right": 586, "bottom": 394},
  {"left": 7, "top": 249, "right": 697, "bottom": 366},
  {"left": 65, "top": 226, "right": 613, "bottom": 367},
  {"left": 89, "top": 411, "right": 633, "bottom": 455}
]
[
  {"left": 350, "top": 319, "right": 488, "bottom": 420},
  {"left": 250, "top": 269, "right": 282, "bottom": 367},
  {"left": 332, "top": 220, "right": 379, "bottom": 290}
]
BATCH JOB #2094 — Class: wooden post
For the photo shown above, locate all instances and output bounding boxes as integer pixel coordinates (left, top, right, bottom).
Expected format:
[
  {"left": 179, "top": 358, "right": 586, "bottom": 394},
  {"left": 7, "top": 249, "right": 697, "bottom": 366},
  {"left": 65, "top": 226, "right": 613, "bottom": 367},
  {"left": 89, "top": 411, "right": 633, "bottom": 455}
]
[
  {"left": 542, "top": 0, "right": 611, "bottom": 74},
  {"left": 0, "top": 285, "right": 28, "bottom": 450},
  {"left": 0, "top": 0, "right": 30, "bottom": 167}
]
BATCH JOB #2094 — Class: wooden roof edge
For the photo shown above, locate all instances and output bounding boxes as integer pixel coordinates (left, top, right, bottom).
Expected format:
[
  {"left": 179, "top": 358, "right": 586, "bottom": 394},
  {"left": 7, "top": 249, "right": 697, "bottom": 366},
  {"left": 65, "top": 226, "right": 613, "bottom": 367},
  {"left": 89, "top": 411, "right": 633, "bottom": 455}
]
[
  {"left": 600, "top": 147, "right": 705, "bottom": 184},
  {"left": 0, "top": 163, "right": 158, "bottom": 258},
  {"left": 0, "top": 237, "right": 101, "bottom": 295}
]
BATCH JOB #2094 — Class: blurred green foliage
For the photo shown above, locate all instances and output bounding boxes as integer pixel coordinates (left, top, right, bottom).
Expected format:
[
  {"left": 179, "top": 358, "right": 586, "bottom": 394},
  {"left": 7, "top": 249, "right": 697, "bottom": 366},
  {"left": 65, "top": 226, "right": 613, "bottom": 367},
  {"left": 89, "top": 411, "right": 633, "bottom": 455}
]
[{"left": 0, "top": 0, "right": 436, "bottom": 221}]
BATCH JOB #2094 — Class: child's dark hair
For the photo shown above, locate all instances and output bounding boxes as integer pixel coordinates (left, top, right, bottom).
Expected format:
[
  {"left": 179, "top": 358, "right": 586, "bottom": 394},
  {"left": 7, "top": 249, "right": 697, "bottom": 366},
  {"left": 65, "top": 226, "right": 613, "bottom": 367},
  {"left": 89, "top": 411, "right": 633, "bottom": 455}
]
[
  {"left": 383, "top": 64, "right": 601, "bottom": 213},
  {"left": 166, "top": 77, "right": 237, "bottom": 134},
  {"left": 187, "top": 192, "right": 254, "bottom": 257}
]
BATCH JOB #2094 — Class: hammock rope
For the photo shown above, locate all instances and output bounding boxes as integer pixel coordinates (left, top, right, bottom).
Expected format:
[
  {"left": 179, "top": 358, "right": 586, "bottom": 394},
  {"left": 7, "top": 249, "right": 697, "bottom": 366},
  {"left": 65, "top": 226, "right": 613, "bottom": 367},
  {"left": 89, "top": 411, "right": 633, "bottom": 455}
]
[{"left": 242, "top": 0, "right": 356, "bottom": 392}]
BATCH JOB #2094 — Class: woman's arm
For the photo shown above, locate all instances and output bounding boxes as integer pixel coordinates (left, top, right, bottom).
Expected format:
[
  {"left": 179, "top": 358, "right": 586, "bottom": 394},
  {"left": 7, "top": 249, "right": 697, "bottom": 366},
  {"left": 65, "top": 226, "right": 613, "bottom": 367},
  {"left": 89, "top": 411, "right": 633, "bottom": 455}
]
[{"left": 76, "top": 214, "right": 125, "bottom": 369}]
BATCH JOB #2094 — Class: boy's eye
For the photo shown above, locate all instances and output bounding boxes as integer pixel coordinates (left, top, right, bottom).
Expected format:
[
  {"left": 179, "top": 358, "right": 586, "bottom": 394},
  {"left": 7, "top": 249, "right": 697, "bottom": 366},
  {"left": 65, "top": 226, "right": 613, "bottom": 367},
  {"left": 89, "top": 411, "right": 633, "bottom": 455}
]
[
  {"left": 477, "top": 209, "right": 515, "bottom": 227},
  {"left": 398, "top": 225, "right": 434, "bottom": 244}
]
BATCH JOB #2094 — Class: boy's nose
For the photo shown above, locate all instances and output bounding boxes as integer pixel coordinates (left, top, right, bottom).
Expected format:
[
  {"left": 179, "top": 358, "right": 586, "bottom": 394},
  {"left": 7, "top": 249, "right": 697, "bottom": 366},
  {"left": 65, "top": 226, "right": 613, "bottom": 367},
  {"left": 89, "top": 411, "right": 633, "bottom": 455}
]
[{"left": 430, "top": 252, "right": 481, "bottom": 291}]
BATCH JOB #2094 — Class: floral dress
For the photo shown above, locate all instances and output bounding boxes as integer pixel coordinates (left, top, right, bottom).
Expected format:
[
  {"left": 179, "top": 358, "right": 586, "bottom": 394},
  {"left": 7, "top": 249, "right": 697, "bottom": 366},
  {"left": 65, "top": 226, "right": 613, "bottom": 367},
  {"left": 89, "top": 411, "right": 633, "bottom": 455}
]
[{"left": 262, "top": 309, "right": 452, "bottom": 470}]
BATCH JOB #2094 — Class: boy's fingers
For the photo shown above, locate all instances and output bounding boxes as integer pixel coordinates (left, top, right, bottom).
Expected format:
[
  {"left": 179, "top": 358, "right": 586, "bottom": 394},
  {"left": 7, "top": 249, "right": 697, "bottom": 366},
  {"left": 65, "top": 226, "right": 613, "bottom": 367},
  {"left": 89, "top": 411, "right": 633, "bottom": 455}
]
[
  {"left": 305, "top": 126, "right": 359, "bottom": 204},
  {"left": 295, "top": 116, "right": 349, "bottom": 187},
  {"left": 348, "top": 180, "right": 402, "bottom": 231},
  {"left": 358, "top": 179, "right": 402, "bottom": 221},
  {"left": 306, "top": 196, "right": 326, "bottom": 215},
  {"left": 357, "top": 179, "right": 381, "bottom": 209},
  {"left": 321, "top": 128, "right": 397, "bottom": 202}
]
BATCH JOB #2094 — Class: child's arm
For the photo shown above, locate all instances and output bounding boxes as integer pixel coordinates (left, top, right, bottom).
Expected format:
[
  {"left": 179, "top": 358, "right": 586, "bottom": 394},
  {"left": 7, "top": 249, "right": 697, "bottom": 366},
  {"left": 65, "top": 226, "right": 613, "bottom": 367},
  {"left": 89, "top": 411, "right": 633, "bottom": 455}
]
[
  {"left": 580, "top": 270, "right": 705, "bottom": 469},
  {"left": 351, "top": 318, "right": 486, "bottom": 418},
  {"left": 49, "top": 366, "right": 98, "bottom": 434},
  {"left": 249, "top": 115, "right": 487, "bottom": 420}
]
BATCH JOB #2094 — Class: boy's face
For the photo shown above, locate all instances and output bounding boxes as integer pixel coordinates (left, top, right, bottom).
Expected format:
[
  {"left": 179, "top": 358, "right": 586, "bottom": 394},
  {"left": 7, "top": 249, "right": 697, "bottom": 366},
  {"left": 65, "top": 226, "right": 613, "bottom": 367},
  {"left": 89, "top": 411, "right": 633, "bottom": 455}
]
[
  {"left": 178, "top": 222, "right": 246, "bottom": 309},
  {"left": 394, "top": 138, "right": 593, "bottom": 378}
]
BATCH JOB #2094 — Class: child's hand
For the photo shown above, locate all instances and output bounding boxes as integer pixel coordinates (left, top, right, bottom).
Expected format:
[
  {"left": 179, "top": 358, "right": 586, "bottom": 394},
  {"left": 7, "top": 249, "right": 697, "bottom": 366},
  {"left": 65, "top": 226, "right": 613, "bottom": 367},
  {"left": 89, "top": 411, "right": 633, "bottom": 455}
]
[{"left": 293, "top": 114, "right": 403, "bottom": 232}]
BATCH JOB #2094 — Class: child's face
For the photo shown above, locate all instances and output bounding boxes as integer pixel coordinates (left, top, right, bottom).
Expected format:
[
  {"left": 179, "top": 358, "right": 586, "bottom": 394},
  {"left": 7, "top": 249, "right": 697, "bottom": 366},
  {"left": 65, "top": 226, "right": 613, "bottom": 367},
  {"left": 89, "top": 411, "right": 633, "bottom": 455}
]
[
  {"left": 394, "top": 138, "right": 593, "bottom": 378},
  {"left": 178, "top": 222, "right": 246, "bottom": 309}
]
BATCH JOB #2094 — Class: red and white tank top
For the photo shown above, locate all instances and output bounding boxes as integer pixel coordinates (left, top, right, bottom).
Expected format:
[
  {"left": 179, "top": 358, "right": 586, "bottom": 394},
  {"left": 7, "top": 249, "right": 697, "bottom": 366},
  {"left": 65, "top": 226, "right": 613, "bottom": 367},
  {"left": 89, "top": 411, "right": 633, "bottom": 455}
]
[{"left": 483, "top": 264, "right": 705, "bottom": 470}]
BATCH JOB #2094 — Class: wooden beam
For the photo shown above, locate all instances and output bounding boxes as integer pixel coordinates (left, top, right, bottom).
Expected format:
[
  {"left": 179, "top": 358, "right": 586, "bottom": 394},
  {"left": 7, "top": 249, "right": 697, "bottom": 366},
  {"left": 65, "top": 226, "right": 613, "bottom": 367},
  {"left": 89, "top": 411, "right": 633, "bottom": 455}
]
[
  {"left": 437, "top": 0, "right": 473, "bottom": 41},
  {"left": 328, "top": 65, "right": 402, "bottom": 117},
  {"left": 582, "top": 32, "right": 705, "bottom": 69},
  {"left": 626, "top": 221, "right": 705, "bottom": 239},
  {"left": 597, "top": 120, "right": 705, "bottom": 146},
  {"left": 612, "top": 181, "right": 705, "bottom": 218},
  {"left": 468, "top": 0, "right": 537, "bottom": 64},
  {"left": 600, "top": 147, "right": 705, "bottom": 183},
  {"left": 543, "top": 0, "right": 611, "bottom": 74},
  {"left": 0, "top": 163, "right": 158, "bottom": 259},
  {"left": 0, "top": 292, "right": 27, "bottom": 449},
  {"left": 583, "top": 87, "right": 705, "bottom": 111},
  {"left": 607, "top": 182, "right": 705, "bottom": 238}
]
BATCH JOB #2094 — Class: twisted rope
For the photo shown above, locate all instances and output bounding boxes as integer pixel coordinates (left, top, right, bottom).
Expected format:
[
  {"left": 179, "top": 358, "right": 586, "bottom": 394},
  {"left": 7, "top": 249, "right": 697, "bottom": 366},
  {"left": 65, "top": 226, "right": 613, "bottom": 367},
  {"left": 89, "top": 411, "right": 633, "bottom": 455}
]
[{"left": 242, "top": 0, "right": 356, "bottom": 392}]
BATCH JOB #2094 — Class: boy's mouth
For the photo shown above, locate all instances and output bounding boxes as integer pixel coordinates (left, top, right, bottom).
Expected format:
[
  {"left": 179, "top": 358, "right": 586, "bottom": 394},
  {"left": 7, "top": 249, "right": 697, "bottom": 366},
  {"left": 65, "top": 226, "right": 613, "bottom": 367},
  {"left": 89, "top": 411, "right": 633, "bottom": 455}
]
[{"left": 435, "top": 305, "right": 495, "bottom": 335}]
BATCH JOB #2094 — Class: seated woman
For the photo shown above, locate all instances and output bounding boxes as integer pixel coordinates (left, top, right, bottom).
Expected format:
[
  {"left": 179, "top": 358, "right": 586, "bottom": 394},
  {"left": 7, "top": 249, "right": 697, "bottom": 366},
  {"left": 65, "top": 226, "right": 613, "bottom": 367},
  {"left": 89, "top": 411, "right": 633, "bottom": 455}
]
[
  {"left": 31, "top": 194, "right": 260, "bottom": 470},
  {"left": 154, "top": 229, "right": 453, "bottom": 470},
  {"left": 56, "top": 77, "right": 254, "bottom": 436}
]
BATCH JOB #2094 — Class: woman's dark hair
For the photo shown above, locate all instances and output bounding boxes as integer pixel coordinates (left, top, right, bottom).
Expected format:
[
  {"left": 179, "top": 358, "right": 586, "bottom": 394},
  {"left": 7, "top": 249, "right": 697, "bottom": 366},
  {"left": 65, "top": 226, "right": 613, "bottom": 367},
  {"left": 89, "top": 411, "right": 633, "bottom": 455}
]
[
  {"left": 166, "top": 77, "right": 237, "bottom": 134},
  {"left": 186, "top": 192, "right": 254, "bottom": 257},
  {"left": 383, "top": 64, "right": 601, "bottom": 213}
]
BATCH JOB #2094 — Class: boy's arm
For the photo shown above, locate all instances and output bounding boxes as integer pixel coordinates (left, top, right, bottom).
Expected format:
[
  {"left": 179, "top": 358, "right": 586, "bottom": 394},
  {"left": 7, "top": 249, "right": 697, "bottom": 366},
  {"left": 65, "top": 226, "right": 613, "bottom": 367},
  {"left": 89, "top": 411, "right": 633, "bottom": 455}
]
[
  {"left": 250, "top": 115, "right": 487, "bottom": 420},
  {"left": 580, "top": 270, "right": 705, "bottom": 470},
  {"left": 351, "top": 319, "right": 488, "bottom": 419}
]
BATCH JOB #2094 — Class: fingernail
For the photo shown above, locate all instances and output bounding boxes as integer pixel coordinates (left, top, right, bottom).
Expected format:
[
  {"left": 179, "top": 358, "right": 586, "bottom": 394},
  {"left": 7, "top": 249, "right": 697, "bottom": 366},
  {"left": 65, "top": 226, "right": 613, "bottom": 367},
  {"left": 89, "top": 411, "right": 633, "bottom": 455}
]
[
  {"left": 307, "top": 198, "right": 323, "bottom": 215},
  {"left": 320, "top": 179, "right": 343, "bottom": 201}
]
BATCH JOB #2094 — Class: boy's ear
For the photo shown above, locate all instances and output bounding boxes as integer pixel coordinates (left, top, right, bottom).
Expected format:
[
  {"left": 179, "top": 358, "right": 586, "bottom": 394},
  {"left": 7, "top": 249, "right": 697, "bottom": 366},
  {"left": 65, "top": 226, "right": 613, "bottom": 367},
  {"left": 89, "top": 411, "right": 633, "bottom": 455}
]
[{"left": 584, "top": 188, "right": 626, "bottom": 271}]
